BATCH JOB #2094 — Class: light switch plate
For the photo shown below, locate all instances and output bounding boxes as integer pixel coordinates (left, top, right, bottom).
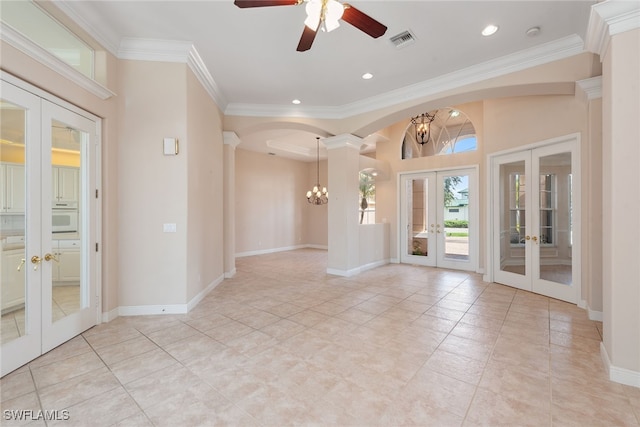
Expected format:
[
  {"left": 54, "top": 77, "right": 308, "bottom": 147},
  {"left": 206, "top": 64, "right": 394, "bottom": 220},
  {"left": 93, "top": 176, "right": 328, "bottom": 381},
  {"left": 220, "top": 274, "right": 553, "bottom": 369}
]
[
  {"left": 163, "top": 138, "right": 178, "bottom": 155},
  {"left": 163, "top": 223, "right": 177, "bottom": 233}
]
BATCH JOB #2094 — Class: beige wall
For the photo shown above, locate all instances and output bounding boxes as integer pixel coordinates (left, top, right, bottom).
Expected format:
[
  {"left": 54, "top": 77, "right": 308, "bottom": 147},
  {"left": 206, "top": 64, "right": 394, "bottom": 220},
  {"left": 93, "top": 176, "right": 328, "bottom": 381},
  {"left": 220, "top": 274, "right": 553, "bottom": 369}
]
[
  {"left": 185, "top": 71, "right": 225, "bottom": 302},
  {"left": 235, "top": 149, "right": 324, "bottom": 254},
  {"left": 117, "top": 60, "right": 188, "bottom": 306}
]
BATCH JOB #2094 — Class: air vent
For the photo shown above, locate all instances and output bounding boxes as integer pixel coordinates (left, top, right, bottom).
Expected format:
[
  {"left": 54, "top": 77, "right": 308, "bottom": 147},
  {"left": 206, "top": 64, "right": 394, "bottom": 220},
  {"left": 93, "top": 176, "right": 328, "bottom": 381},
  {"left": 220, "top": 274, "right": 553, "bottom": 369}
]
[{"left": 389, "top": 30, "right": 416, "bottom": 49}]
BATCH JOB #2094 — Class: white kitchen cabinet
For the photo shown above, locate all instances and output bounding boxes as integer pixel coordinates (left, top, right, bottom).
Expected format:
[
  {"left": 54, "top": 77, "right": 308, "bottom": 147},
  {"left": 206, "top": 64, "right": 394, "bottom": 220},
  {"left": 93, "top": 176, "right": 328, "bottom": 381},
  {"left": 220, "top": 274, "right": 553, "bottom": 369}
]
[
  {"left": 1, "top": 248, "right": 26, "bottom": 313},
  {"left": 0, "top": 163, "right": 26, "bottom": 213},
  {"left": 51, "top": 240, "right": 81, "bottom": 282},
  {"left": 52, "top": 166, "right": 79, "bottom": 205}
]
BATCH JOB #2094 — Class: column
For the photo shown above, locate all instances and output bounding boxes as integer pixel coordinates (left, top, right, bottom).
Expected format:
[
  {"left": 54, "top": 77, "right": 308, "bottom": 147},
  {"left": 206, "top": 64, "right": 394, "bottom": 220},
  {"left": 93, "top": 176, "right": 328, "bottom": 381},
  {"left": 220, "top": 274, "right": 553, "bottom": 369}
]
[
  {"left": 223, "top": 131, "right": 240, "bottom": 278},
  {"left": 587, "top": 0, "right": 640, "bottom": 387},
  {"left": 324, "top": 134, "right": 364, "bottom": 276}
]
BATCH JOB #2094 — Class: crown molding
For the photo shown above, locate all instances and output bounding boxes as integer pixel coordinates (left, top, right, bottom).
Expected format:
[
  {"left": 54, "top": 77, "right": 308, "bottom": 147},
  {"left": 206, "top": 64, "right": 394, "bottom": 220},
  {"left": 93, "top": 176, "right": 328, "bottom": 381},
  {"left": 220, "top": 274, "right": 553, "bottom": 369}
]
[
  {"left": 117, "top": 38, "right": 227, "bottom": 110},
  {"left": 0, "top": 23, "right": 115, "bottom": 100},
  {"left": 586, "top": 0, "right": 640, "bottom": 58},
  {"left": 187, "top": 46, "right": 228, "bottom": 111},
  {"left": 324, "top": 134, "right": 364, "bottom": 151},
  {"left": 225, "top": 34, "right": 586, "bottom": 120},
  {"left": 576, "top": 76, "right": 603, "bottom": 101},
  {"left": 51, "top": 0, "right": 119, "bottom": 55},
  {"left": 118, "top": 38, "right": 192, "bottom": 62},
  {"left": 223, "top": 131, "right": 241, "bottom": 148}
]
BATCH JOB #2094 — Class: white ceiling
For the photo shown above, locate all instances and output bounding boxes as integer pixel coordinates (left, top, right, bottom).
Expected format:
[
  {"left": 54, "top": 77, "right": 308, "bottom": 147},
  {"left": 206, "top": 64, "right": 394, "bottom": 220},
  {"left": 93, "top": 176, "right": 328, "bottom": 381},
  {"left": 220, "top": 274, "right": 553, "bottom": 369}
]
[{"left": 53, "top": 0, "right": 597, "bottom": 160}]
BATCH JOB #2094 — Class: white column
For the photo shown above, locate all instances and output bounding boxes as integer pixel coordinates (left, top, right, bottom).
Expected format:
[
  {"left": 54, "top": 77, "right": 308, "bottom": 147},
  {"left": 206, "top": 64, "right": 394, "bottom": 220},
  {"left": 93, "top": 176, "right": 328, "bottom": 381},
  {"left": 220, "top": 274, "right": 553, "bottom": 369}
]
[
  {"left": 223, "top": 131, "right": 240, "bottom": 278},
  {"left": 324, "top": 134, "right": 364, "bottom": 276},
  {"left": 587, "top": 1, "right": 640, "bottom": 387}
]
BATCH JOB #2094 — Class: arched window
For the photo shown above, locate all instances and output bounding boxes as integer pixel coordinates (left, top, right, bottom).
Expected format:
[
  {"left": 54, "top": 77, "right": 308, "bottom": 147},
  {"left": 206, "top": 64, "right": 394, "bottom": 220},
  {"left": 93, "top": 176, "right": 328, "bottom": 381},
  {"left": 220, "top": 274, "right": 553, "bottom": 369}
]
[{"left": 402, "top": 107, "right": 477, "bottom": 159}]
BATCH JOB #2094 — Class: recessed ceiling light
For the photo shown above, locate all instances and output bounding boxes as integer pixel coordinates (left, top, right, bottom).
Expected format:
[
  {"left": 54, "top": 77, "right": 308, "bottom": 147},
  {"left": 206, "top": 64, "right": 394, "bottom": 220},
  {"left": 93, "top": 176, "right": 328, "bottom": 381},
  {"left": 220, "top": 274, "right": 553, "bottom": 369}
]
[
  {"left": 292, "top": 99, "right": 301, "bottom": 104},
  {"left": 362, "top": 72, "right": 373, "bottom": 80},
  {"left": 482, "top": 24, "right": 499, "bottom": 37}
]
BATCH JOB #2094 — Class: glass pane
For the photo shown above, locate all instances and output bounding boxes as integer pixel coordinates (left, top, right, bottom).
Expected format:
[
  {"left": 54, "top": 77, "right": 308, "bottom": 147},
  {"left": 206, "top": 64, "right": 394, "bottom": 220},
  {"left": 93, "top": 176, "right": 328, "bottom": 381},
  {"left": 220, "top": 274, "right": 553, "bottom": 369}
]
[
  {"left": 1, "top": 1, "right": 94, "bottom": 78},
  {"left": 538, "top": 152, "right": 572, "bottom": 285},
  {"left": 442, "top": 175, "right": 469, "bottom": 260},
  {"left": 500, "top": 161, "right": 526, "bottom": 276},
  {"left": 0, "top": 100, "right": 27, "bottom": 344},
  {"left": 408, "top": 178, "right": 429, "bottom": 256},
  {"left": 51, "top": 120, "right": 84, "bottom": 322}
]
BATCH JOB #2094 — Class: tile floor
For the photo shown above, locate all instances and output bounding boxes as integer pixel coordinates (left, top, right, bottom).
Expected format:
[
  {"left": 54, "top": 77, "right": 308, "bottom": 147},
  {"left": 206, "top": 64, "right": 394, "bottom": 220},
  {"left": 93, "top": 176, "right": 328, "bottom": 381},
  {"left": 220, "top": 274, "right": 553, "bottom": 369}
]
[{"left": 1, "top": 249, "right": 639, "bottom": 426}]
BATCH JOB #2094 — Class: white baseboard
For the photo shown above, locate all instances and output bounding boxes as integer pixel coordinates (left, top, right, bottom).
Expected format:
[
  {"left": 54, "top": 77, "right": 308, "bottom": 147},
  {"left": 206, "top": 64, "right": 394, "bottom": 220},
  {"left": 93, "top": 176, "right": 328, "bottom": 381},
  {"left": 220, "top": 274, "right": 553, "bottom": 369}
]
[
  {"left": 224, "top": 268, "right": 236, "bottom": 279},
  {"left": 600, "top": 342, "right": 640, "bottom": 388},
  {"left": 236, "top": 244, "right": 309, "bottom": 258},
  {"left": 327, "top": 259, "right": 389, "bottom": 277},
  {"left": 101, "top": 307, "right": 119, "bottom": 323},
  {"left": 108, "top": 275, "right": 224, "bottom": 318},
  {"left": 187, "top": 274, "right": 224, "bottom": 312},
  {"left": 578, "top": 299, "right": 603, "bottom": 321}
]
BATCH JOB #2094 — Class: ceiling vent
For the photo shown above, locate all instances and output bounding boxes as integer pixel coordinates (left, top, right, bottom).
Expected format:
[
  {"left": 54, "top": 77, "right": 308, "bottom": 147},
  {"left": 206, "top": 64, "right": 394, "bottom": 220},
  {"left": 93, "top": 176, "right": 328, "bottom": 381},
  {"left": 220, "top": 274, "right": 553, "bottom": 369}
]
[{"left": 389, "top": 30, "right": 416, "bottom": 49}]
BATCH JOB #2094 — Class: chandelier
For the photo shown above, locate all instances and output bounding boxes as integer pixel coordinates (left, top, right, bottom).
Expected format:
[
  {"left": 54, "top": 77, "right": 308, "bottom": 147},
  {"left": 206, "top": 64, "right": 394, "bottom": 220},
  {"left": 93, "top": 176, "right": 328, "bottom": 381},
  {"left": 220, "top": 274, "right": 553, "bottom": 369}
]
[
  {"left": 411, "top": 111, "right": 437, "bottom": 145},
  {"left": 306, "top": 137, "right": 328, "bottom": 205}
]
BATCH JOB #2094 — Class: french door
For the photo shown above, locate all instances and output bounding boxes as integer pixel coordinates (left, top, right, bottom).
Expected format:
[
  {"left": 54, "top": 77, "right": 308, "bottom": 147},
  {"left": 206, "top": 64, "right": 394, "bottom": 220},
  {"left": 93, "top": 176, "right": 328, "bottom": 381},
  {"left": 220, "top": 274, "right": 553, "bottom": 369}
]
[
  {"left": 492, "top": 139, "right": 579, "bottom": 303},
  {"left": 400, "top": 168, "right": 477, "bottom": 271},
  {"left": 1, "top": 78, "right": 99, "bottom": 376}
]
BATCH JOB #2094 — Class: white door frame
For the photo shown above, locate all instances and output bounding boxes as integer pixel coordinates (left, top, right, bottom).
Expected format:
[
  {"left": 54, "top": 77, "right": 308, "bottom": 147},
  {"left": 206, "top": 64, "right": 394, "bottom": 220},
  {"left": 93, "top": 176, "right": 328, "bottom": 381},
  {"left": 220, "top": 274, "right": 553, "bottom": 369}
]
[
  {"left": 398, "top": 165, "right": 479, "bottom": 272},
  {"left": 1, "top": 72, "right": 102, "bottom": 376},
  {"left": 485, "top": 133, "right": 581, "bottom": 304}
]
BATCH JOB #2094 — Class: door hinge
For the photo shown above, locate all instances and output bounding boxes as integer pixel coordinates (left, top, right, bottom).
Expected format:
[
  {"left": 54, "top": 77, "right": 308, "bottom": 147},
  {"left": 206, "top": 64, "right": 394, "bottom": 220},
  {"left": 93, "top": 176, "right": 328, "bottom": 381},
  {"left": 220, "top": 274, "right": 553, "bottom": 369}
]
[
  {"left": 95, "top": 189, "right": 99, "bottom": 198},
  {"left": 95, "top": 243, "right": 99, "bottom": 252}
]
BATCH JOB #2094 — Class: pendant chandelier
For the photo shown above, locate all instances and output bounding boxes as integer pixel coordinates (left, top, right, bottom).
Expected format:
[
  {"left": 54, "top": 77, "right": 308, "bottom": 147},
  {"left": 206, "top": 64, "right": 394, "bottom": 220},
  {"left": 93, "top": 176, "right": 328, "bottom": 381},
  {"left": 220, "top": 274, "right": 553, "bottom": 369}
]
[
  {"left": 306, "top": 137, "right": 328, "bottom": 205},
  {"left": 411, "top": 111, "right": 437, "bottom": 145}
]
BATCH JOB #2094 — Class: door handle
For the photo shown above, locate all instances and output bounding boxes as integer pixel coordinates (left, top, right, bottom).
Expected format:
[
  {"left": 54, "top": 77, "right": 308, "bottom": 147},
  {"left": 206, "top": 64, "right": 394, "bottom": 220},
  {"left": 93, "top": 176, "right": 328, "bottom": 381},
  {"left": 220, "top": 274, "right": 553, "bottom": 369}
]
[
  {"left": 44, "top": 253, "right": 60, "bottom": 263},
  {"left": 531, "top": 236, "right": 538, "bottom": 243},
  {"left": 17, "top": 258, "right": 26, "bottom": 271},
  {"left": 31, "top": 255, "right": 42, "bottom": 270},
  {"left": 525, "top": 235, "right": 531, "bottom": 240}
]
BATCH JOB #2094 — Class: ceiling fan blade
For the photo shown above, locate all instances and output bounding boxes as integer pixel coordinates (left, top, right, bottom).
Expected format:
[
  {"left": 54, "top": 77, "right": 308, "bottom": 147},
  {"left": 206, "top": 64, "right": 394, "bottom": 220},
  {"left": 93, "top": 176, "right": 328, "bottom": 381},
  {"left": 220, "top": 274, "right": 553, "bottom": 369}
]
[
  {"left": 341, "top": 4, "right": 387, "bottom": 38},
  {"left": 233, "top": 0, "right": 299, "bottom": 8},
  {"left": 296, "top": 25, "right": 318, "bottom": 52}
]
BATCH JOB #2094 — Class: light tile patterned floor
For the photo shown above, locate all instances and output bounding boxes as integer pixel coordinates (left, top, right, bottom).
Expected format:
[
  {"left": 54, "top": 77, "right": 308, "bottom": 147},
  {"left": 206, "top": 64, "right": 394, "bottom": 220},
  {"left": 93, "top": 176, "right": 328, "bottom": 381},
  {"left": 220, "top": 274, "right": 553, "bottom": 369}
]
[{"left": 1, "top": 249, "right": 639, "bottom": 426}]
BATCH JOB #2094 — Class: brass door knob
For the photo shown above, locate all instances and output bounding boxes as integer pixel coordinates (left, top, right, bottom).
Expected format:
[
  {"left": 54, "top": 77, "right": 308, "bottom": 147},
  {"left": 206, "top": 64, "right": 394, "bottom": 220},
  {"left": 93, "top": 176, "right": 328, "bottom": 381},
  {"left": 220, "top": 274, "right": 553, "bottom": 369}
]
[
  {"left": 31, "top": 255, "right": 42, "bottom": 271},
  {"left": 44, "top": 253, "right": 60, "bottom": 263}
]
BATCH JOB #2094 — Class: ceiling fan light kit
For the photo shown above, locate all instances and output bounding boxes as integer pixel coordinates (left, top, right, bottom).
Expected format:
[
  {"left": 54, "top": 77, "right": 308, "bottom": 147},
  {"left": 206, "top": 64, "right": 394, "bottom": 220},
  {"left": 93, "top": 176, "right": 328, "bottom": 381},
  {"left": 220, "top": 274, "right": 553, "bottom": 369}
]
[{"left": 234, "top": 0, "right": 387, "bottom": 52}]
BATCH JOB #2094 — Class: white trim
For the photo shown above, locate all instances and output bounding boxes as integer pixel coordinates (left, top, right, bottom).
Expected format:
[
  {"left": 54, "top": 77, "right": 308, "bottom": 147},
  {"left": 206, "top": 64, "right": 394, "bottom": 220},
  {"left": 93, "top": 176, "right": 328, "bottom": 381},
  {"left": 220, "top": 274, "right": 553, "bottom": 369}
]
[
  {"left": 186, "top": 275, "right": 224, "bottom": 312},
  {"left": 576, "top": 76, "right": 603, "bottom": 101},
  {"left": 117, "top": 37, "right": 193, "bottom": 62},
  {"left": 101, "top": 307, "right": 119, "bottom": 323},
  {"left": 601, "top": 342, "right": 640, "bottom": 388},
  {"left": 118, "top": 304, "right": 188, "bottom": 316},
  {"left": 236, "top": 244, "right": 313, "bottom": 258},
  {"left": 224, "top": 268, "right": 237, "bottom": 279},
  {"left": 586, "top": 1, "right": 640, "bottom": 58},
  {"left": 0, "top": 24, "right": 115, "bottom": 100},
  {"left": 187, "top": 46, "right": 227, "bottom": 110},
  {"left": 327, "top": 259, "right": 389, "bottom": 277}
]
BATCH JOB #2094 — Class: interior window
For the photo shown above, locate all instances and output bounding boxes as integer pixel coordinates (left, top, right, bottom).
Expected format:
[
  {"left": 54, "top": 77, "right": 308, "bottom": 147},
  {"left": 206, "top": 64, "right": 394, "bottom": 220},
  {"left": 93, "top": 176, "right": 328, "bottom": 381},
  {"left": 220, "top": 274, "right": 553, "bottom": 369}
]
[{"left": 402, "top": 107, "right": 477, "bottom": 159}]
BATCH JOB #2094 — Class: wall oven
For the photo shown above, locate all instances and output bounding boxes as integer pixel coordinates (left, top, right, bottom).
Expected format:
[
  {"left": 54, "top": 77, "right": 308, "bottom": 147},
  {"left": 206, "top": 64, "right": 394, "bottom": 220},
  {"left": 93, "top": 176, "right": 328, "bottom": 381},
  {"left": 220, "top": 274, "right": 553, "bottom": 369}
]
[{"left": 52, "top": 203, "right": 78, "bottom": 233}]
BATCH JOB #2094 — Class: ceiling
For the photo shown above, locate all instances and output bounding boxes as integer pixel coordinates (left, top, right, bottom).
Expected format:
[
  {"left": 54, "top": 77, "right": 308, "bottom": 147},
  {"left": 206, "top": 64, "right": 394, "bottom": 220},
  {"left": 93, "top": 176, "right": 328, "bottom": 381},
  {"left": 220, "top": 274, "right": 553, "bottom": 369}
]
[{"left": 53, "top": 0, "right": 597, "bottom": 160}]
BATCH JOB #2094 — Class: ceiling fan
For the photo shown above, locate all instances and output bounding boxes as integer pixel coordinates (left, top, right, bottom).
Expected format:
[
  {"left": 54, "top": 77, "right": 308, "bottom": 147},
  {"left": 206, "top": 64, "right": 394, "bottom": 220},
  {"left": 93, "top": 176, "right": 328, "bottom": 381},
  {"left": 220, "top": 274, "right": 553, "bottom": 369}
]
[{"left": 233, "top": 0, "right": 387, "bottom": 52}]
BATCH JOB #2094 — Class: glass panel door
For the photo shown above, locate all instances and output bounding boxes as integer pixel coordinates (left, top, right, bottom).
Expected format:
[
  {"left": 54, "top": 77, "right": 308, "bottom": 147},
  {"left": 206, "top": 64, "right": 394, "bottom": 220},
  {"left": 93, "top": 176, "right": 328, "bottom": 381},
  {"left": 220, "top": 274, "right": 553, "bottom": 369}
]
[
  {"left": 41, "top": 100, "right": 96, "bottom": 354},
  {"left": 1, "top": 83, "right": 43, "bottom": 374},
  {"left": 492, "top": 139, "right": 578, "bottom": 303},
  {"left": 493, "top": 153, "right": 531, "bottom": 290},
  {"left": 400, "top": 173, "right": 436, "bottom": 266},
  {"left": 437, "top": 170, "right": 475, "bottom": 270},
  {"left": 400, "top": 169, "right": 477, "bottom": 271},
  {"left": 1, "top": 80, "right": 99, "bottom": 376},
  {"left": 531, "top": 145, "right": 577, "bottom": 302}
]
